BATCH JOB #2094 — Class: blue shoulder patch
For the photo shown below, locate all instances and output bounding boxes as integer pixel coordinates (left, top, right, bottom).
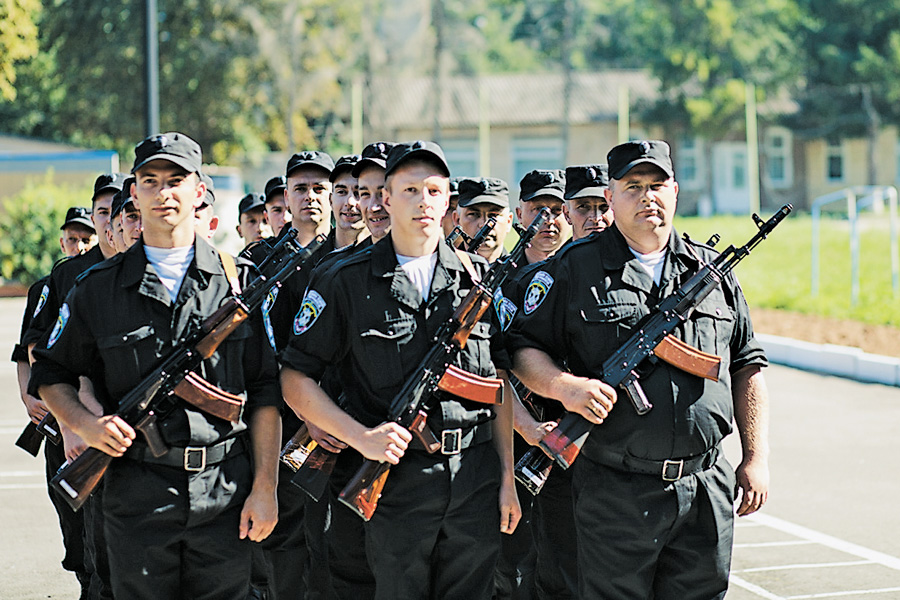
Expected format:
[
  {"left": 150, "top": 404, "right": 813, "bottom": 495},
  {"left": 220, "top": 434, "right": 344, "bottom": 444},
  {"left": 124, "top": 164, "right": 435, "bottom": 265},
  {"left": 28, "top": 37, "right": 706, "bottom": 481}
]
[{"left": 523, "top": 271, "right": 554, "bottom": 315}]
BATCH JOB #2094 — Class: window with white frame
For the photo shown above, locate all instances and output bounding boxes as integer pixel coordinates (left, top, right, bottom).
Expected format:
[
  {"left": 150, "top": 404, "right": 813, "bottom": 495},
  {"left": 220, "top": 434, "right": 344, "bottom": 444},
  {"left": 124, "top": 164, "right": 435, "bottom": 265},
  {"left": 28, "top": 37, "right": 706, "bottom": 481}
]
[
  {"left": 675, "top": 136, "right": 703, "bottom": 190},
  {"left": 764, "top": 127, "right": 793, "bottom": 189},
  {"left": 511, "top": 138, "right": 564, "bottom": 187},
  {"left": 826, "top": 137, "right": 845, "bottom": 183},
  {"left": 440, "top": 138, "right": 479, "bottom": 178}
]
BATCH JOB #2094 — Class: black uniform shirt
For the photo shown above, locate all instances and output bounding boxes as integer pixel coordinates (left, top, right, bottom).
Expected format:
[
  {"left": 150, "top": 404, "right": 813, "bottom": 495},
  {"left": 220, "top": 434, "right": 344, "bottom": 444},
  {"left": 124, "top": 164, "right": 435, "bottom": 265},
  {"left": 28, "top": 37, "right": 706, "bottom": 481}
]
[
  {"left": 30, "top": 237, "right": 281, "bottom": 447},
  {"left": 506, "top": 224, "right": 767, "bottom": 462},
  {"left": 11, "top": 275, "right": 50, "bottom": 363},
  {"left": 280, "top": 233, "right": 510, "bottom": 431},
  {"left": 23, "top": 246, "right": 106, "bottom": 348}
]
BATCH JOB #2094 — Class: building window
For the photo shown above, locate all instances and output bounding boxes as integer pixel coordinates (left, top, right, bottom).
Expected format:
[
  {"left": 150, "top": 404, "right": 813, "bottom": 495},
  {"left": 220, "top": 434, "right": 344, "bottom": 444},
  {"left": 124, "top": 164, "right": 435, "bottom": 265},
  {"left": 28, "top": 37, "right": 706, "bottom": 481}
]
[
  {"left": 764, "top": 128, "right": 793, "bottom": 189},
  {"left": 511, "top": 138, "right": 563, "bottom": 188},
  {"left": 826, "top": 137, "right": 844, "bottom": 183},
  {"left": 676, "top": 137, "right": 703, "bottom": 190},
  {"left": 441, "top": 139, "right": 479, "bottom": 178}
]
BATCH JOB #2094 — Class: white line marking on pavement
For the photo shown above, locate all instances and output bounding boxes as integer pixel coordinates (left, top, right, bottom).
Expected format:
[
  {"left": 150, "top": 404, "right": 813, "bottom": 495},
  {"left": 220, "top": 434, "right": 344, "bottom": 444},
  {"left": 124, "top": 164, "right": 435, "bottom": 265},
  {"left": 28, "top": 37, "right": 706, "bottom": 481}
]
[
  {"left": 734, "top": 560, "right": 873, "bottom": 573},
  {"left": 0, "top": 483, "right": 46, "bottom": 490},
  {"left": 730, "top": 575, "right": 786, "bottom": 600},
  {"left": 786, "top": 587, "right": 900, "bottom": 599},
  {"left": 749, "top": 513, "right": 900, "bottom": 571},
  {"left": 735, "top": 540, "right": 816, "bottom": 548},
  {"left": 0, "top": 427, "right": 27, "bottom": 435},
  {"left": 0, "top": 471, "right": 44, "bottom": 477}
]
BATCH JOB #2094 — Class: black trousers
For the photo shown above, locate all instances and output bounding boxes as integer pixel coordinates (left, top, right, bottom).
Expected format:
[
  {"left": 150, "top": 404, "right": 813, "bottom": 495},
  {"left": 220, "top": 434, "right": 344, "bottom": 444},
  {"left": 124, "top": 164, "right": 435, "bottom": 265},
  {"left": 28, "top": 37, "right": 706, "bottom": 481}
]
[
  {"left": 366, "top": 442, "right": 502, "bottom": 600},
  {"left": 531, "top": 465, "right": 577, "bottom": 600},
  {"left": 259, "top": 462, "right": 310, "bottom": 600},
  {"left": 572, "top": 453, "right": 735, "bottom": 600},
  {"left": 327, "top": 450, "right": 375, "bottom": 600},
  {"left": 102, "top": 455, "right": 253, "bottom": 600},
  {"left": 83, "top": 487, "right": 114, "bottom": 599},
  {"left": 44, "top": 439, "right": 90, "bottom": 597}
]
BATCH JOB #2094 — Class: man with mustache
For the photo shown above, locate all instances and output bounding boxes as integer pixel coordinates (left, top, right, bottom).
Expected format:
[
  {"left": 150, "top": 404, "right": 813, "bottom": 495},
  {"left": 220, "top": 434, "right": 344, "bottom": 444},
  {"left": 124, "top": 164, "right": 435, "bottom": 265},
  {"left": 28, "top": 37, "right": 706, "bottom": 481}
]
[
  {"left": 563, "top": 164, "right": 613, "bottom": 241},
  {"left": 450, "top": 177, "right": 514, "bottom": 263}
]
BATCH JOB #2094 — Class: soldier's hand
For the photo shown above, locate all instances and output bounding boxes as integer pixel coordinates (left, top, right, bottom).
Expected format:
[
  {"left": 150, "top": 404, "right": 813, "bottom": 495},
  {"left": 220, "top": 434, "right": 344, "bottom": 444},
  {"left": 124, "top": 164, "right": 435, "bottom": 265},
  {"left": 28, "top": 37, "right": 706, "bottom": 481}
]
[
  {"left": 23, "top": 394, "right": 49, "bottom": 424},
  {"left": 307, "top": 422, "right": 348, "bottom": 453},
  {"left": 556, "top": 375, "right": 617, "bottom": 424},
  {"left": 735, "top": 455, "right": 769, "bottom": 517},
  {"left": 79, "top": 415, "right": 136, "bottom": 458},
  {"left": 520, "top": 420, "right": 557, "bottom": 448},
  {"left": 499, "top": 476, "right": 522, "bottom": 535},
  {"left": 240, "top": 487, "right": 278, "bottom": 542},
  {"left": 358, "top": 422, "right": 412, "bottom": 464},
  {"left": 61, "top": 425, "right": 88, "bottom": 463}
]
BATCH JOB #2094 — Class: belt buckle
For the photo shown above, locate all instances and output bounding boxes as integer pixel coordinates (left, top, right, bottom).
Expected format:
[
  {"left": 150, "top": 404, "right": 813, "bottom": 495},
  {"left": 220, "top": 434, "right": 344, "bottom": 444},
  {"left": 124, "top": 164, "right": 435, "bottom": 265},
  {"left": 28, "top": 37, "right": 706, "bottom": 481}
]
[
  {"left": 662, "top": 459, "right": 683, "bottom": 481},
  {"left": 441, "top": 429, "right": 462, "bottom": 455},
  {"left": 184, "top": 446, "right": 207, "bottom": 472}
]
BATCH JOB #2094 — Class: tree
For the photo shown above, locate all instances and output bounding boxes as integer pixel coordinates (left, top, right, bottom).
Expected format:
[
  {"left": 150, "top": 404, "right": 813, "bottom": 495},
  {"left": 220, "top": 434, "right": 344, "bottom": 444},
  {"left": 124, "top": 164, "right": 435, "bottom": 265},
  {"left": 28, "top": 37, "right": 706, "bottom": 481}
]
[{"left": 0, "top": 0, "right": 42, "bottom": 101}]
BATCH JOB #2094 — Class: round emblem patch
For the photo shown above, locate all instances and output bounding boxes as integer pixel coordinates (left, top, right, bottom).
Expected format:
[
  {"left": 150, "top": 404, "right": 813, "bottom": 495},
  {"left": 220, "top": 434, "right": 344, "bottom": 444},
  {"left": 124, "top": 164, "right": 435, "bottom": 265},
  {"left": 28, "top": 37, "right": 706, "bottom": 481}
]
[{"left": 523, "top": 271, "right": 554, "bottom": 315}]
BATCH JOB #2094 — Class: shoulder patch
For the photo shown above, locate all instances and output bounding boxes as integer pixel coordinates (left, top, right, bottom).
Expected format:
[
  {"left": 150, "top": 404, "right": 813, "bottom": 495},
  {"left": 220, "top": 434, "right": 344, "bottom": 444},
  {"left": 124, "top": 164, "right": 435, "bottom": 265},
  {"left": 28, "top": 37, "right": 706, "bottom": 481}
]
[
  {"left": 47, "top": 303, "right": 70, "bottom": 348},
  {"left": 523, "top": 270, "right": 554, "bottom": 315},
  {"left": 293, "top": 290, "right": 326, "bottom": 335},
  {"left": 493, "top": 287, "right": 518, "bottom": 331},
  {"left": 261, "top": 285, "right": 279, "bottom": 350},
  {"left": 33, "top": 283, "right": 50, "bottom": 318}
]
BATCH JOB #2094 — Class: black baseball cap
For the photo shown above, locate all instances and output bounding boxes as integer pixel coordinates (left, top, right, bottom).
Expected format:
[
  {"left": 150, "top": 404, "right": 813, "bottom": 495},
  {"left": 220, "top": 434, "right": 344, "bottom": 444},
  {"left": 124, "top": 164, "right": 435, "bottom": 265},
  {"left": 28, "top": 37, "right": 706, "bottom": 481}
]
[
  {"left": 564, "top": 164, "right": 609, "bottom": 200},
  {"left": 384, "top": 140, "right": 450, "bottom": 178},
  {"left": 238, "top": 193, "right": 266, "bottom": 216},
  {"left": 457, "top": 177, "right": 509, "bottom": 209},
  {"left": 264, "top": 176, "right": 286, "bottom": 203},
  {"left": 60, "top": 206, "right": 95, "bottom": 231},
  {"left": 91, "top": 172, "right": 128, "bottom": 201},
  {"left": 331, "top": 154, "right": 361, "bottom": 182},
  {"left": 132, "top": 132, "right": 203, "bottom": 175},
  {"left": 519, "top": 169, "right": 566, "bottom": 203},
  {"left": 285, "top": 151, "right": 335, "bottom": 178},
  {"left": 352, "top": 142, "right": 395, "bottom": 177},
  {"left": 449, "top": 177, "right": 461, "bottom": 200},
  {"left": 110, "top": 177, "right": 137, "bottom": 219},
  {"left": 607, "top": 140, "right": 674, "bottom": 180},
  {"left": 199, "top": 173, "right": 215, "bottom": 208}
]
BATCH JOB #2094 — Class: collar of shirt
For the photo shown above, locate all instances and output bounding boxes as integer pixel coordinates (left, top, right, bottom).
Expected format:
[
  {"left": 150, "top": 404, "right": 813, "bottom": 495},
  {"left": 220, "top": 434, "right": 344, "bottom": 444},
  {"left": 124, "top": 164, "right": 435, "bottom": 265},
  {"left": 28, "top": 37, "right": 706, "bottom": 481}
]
[{"left": 119, "top": 236, "right": 223, "bottom": 305}]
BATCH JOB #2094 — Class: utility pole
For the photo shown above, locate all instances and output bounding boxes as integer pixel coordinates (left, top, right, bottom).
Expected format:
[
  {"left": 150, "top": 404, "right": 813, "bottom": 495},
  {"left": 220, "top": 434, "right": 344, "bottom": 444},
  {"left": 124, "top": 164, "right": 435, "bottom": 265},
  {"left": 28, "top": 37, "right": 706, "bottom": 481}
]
[
  {"left": 861, "top": 84, "right": 880, "bottom": 186},
  {"left": 431, "top": 0, "right": 445, "bottom": 143},
  {"left": 145, "top": 0, "right": 160, "bottom": 136},
  {"left": 560, "top": 0, "right": 575, "bottom": 163}
]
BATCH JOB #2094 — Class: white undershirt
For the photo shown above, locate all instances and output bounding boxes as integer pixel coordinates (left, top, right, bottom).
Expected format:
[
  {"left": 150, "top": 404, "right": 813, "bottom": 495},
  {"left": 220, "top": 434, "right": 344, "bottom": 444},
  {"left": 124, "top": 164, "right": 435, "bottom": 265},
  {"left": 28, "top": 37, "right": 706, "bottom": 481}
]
[
  {"left": 144, "top": 244, "right": 195, "bottom": 302},
  {"left": 396, "top": 252, "right": 438, "bottom": 301},
  {"left": 629, "top": 247, "right": 667, "bottom": 286}
]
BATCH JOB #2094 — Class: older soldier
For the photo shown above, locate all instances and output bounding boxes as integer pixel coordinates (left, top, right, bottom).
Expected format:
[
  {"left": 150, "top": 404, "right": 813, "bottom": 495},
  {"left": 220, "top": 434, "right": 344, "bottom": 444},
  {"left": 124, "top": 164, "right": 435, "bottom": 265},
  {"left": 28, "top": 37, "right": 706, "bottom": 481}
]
[
  {"left": 451, "top": 177, "right": 514, "bottom": 263},
  {"left": 508, "top": 140, "right": 769, "bottom": 599},
  {"left": 281, "top": 141, "right": 520, "bottom": 600},
  {"left": 563, "top": 164, "right": 613, "bottom": 240},
  {"left": 515, "top": 170, "right": 571, "bottom": 265},
  {"left": 31, "top": 132, "right": 281, "bottom": 600},
  {"left": 59, "top": 207, "right": 97, "bottom": 256}
]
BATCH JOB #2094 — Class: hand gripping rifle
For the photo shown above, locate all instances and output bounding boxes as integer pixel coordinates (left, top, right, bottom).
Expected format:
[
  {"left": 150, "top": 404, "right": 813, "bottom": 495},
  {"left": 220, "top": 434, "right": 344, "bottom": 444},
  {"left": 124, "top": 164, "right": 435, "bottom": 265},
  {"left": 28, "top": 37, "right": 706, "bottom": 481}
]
[
  {"left": 516, "top": 204, "right": 792, "bottom": 476},
  {"left": 336, "top": 208, "right": 551, "bottom": 521},
  {"left": 50, "top": 230, "right": 326, "bottom": 511}
]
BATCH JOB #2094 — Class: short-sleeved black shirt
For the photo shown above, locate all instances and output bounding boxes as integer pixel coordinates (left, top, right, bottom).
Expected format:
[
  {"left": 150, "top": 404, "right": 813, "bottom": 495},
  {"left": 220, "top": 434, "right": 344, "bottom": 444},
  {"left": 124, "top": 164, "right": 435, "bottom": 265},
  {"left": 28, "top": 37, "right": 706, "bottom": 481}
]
[
  {"left": 506, "top": 225, "right": 767, "bottom": 462},
  {"left": 280, "top": 233, "right": 509, "bottom": 431},
  {"left": 11, "top": 275, "right": 50, "bottom": 363}
]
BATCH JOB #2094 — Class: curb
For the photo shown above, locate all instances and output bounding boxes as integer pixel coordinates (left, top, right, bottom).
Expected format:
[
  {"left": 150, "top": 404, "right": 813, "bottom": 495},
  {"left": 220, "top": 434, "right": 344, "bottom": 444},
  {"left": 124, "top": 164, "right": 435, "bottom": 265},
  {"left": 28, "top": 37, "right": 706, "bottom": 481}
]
[{"left": 757, "top": 333, "right": 900, "bottom": 387}]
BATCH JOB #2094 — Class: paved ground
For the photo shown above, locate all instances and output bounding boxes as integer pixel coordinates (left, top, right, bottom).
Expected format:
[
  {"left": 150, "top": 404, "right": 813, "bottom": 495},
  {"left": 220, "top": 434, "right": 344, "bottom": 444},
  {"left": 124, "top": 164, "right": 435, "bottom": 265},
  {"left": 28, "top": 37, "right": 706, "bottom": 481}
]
[{"left": 1, "top": 296, "right": 899, "bottom": 599}]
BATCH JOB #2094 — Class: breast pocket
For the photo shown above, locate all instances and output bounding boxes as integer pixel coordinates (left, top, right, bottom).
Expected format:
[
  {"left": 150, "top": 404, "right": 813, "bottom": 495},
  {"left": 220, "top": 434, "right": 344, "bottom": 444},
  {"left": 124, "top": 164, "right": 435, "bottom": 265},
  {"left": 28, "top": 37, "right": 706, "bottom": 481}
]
[
  {"left": 458, "top": 320, "right": 496, "bottom": 377},
  {"left": 689, "top": 291, "right": 735, "bottom": 357},
  {"left": 358, "top": 316, "right": 417, "bottom": 391},
  {"left": 97, "top": 325, "right": 159, "bottom": 392},
  {"left": 580, "top": 302, "right": 638, "bottom": 348}
]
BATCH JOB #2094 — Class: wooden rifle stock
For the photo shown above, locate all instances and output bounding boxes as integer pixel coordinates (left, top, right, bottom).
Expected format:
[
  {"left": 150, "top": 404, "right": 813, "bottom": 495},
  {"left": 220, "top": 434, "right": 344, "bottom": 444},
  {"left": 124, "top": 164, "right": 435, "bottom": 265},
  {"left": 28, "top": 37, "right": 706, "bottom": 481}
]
[
  {"left": 290, "top": 445, "right": 339, "bottom": 501},
  {"left": 195, "top": 300, "right": 251, "bottom": 359},
  {"left": 15, "top": 421, "right": 43, "bottom": 456},
  {"left": 51, "top": 447, "right": 113, "bottom": 511}
]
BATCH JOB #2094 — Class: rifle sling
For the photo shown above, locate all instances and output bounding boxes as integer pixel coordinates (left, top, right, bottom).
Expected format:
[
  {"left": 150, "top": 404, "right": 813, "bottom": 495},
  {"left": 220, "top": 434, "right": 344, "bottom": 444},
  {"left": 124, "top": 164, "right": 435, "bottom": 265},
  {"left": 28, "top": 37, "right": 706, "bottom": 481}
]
[
  {"left": 454, "top": 249, "right": 481, "bottom": 283},
  {"left": 217, "top": 250, "right": 242, "bottom": 295}
]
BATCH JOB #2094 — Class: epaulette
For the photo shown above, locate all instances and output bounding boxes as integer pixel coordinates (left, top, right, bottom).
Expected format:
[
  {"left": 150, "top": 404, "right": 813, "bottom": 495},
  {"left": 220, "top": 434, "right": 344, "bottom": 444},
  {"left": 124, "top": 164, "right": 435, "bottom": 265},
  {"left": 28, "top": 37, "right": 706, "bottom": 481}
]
[
  {"left": 332, "top": 244, "right": 374, "bottom": 271},
  {"left": 552, "top": 232, "right": 598, "bottom": 261},
  {"left": 50, "top": 255, "right": 74, "bottom": 270},
  {"left": 74, "top": 253, "right": 123, "bottom": 283}
]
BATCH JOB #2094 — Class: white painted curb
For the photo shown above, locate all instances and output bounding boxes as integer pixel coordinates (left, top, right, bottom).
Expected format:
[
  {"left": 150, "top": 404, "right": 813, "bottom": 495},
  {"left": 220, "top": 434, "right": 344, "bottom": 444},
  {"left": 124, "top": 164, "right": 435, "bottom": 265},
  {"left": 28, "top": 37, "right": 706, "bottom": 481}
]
[{"left": 756, "top": 333, "right": 900, "bottom": 387}]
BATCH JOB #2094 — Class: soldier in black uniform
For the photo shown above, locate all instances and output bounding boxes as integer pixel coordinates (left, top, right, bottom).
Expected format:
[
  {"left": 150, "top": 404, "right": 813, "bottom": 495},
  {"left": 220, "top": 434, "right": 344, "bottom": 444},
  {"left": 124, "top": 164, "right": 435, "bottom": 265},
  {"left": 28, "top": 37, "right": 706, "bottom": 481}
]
[
  {"left": 441, "top": 176, "right": 461, "bottom": 237},
  {"left": 280, "top": 141, "right": 520, "bottom": 600},
  {"left": 59, "top": 206, "right": 97, "bottom": 257},
  {"left": 264, "top": 175, "right": 290, "bottom": 238},
  {"left": 237, "top": 193, "right": 273, "bottom": 250},
  {"left": 31, "top": 132, "right": 281, "bottom": 600},
  {"left": 195, "top": 173, "right": 218, "bottom": 241},
  {"left": 563, "top": 164, "right": 613, "bottom": 240},
  {"left": 514, "top": 170, "right": 571, "bottom": 265},
  {"left": 450, "top": 178, "right": 514, "bottom": 263},
  {"left": 507, "top": 140, "right": 770, "bottom": 599}
]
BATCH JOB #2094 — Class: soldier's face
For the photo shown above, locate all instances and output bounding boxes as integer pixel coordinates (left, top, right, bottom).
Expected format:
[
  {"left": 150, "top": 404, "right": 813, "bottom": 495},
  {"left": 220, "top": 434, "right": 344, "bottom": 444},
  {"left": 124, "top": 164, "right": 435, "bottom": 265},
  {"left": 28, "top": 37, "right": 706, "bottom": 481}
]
[
  {"left": 516, "top": 196, "right": 569, "bottom": 255},
  {"left": 132, "top": 162, "right": 205, "bottom": 233},
  {"left": 382, "top": 164, "right": 449, "bottom": 243},
  {"left": 237, "top": 208, "right": 271, "bottom": 244},
  {"left": 60, "top": 225, "right": 96, "bottom": 257},
  {"left": 358, "top": 167, "right": 390, "bottom": 241},
  {"left": 91, "top": 192, "right": 116, "bottom": 249},
  {"left": 286, "top": 168, "right": 332, "bottom": 227},
  {"left": 264, "top": 196, "right": 291, "bottom": 236},
  {"left": 607, "top": 164, "right": 677, "bottom": 242},
  {"left": 121, "top": 205, "right": 142, "bottom": 248},
  {"left": 453, "top": 202, "right": 513, "bottom": 261},
  {"left": 332, "top": 172, "right": 363, "bottom": 233},
  {"left": 564, "top": 196, "right": 613, "bottom": 240}
]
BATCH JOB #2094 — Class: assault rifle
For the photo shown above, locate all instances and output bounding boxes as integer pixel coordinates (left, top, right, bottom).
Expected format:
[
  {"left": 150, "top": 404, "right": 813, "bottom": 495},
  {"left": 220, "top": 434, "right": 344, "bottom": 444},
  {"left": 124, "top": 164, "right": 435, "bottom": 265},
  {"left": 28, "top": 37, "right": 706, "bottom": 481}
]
[
  {"left": 49, "top": 230, "right": 325, "bottom": 511},
  {"left": 285, "top": 215, "right": 501, "bottom": 501},
  {"left": 515, "top": 204, "right": 792, "bottom": 476},
  {"left": 15, "top": 414, "right": 62, "bottom": 457},
  {"left": 336, "top": 208, "right": 550, "bottom": 521}
]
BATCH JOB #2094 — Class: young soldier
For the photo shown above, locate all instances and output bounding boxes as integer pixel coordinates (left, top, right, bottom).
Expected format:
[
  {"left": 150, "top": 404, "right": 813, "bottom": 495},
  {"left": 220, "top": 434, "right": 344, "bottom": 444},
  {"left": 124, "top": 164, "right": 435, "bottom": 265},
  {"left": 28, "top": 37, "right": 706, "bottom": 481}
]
[
  {"left": 354, "top": 142, "right": 394, "bottom": 245},
  {"left": 237, "top": 193, "right": 273, "bottom": 249},
  {"left": 280, "top": 141, "right": 520, "bottom": 599},
  {"left": 330, "top": 154, "right": 368, "bottom": 249},
  {"left": 515, "top": 170, "right": 571, "bottom": 265},
  {"left": 563, "top": 164, "right": 613, "bottom": 240},
  {"left": 31, "top": 132, "right": 281, "bottom": 600},
  {"left": 442, "top": 176, "right": 461, "bottom": 237},
  {"left": 263, "top": 175, "right": 290, "bottom": 238},
  {"left": 508, "top": 140, "right": 769, "bottom": 598},
  {"left": 451, "top": 177, "right": 514, "bottom": 262},
  {"left": 195, "top": 173, "right": 219, "bottom": 241},
  {"left": 59, "top": 207, "right": 97, "bottom": 256}
]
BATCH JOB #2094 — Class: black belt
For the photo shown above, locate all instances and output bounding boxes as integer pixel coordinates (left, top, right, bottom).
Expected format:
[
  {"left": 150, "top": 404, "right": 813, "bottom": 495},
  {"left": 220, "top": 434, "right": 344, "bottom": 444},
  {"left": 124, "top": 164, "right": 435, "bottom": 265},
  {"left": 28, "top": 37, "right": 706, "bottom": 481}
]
[
  {"left": 411, "top": 423, "right": 493, "bottom": 455},
  {"left": 594, "top": 445, "right": 719, "bottom": 482},
  {"left": 124, "top": 437, "right": 245, "bottom": 472}
]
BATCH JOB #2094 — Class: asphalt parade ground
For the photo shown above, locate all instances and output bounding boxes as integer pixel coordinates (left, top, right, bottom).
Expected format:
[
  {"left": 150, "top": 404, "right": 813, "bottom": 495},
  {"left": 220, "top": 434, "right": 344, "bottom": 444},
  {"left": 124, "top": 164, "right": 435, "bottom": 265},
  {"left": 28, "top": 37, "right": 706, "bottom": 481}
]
[{"left": 1, "top": 296, "right": 899, "bottom": 599}]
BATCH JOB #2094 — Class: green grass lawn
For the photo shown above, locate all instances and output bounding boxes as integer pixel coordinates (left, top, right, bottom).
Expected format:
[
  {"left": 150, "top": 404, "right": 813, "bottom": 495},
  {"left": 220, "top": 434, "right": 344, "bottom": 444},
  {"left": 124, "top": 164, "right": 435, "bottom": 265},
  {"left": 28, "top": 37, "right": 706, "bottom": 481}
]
[{"left": 673, "top": 211, "right": 900, "bottom": 327}]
